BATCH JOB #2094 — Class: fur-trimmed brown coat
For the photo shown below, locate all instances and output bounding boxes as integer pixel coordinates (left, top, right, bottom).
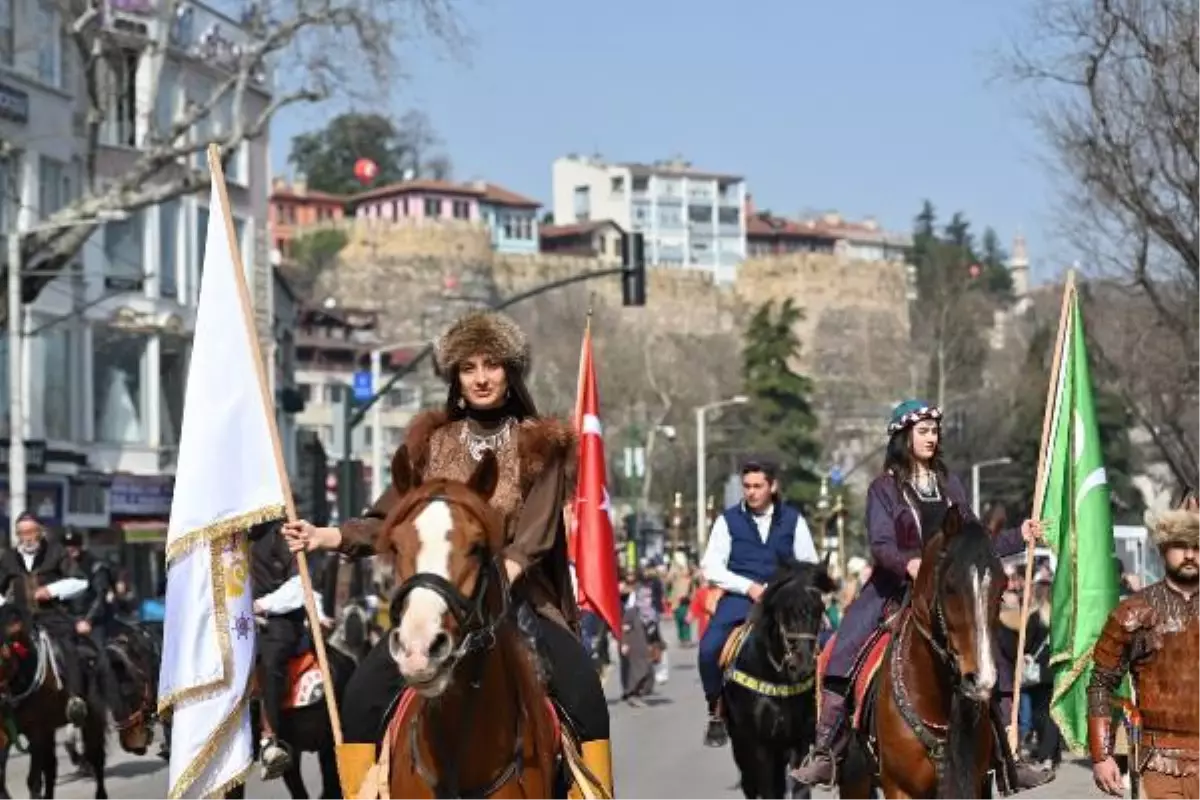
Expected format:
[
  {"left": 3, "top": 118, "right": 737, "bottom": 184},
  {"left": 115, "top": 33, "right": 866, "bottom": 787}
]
[{"left": 338, "top": 409, "right": 580, "bottom": 632}]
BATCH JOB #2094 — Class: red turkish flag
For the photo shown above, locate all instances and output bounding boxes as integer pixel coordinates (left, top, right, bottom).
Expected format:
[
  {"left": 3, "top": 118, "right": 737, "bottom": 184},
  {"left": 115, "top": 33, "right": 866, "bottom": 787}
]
[{"left": 571, "top": 325, "right": 622, "bottom": 639}]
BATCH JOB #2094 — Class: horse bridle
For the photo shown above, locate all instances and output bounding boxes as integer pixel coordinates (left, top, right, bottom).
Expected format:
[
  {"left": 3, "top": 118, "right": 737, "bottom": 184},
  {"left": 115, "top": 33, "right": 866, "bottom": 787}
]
[
  {"left": 388, "top": 493, "right": 525, "bottom": 799},
  {"left": 767, "top": 586, "right": 823, "bottom": 675},
  {"left": 906, "top": 547, "right": 963, "bottom": 679}
]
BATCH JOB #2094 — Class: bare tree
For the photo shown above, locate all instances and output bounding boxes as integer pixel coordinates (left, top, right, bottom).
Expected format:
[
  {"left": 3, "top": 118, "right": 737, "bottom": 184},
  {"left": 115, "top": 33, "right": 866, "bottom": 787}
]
[
  {"left": 3, "top": 0, "right": 464, "bottom": 321},
  {"left": 1007, "top": 0, "right": 1198, "bottom": 483}
]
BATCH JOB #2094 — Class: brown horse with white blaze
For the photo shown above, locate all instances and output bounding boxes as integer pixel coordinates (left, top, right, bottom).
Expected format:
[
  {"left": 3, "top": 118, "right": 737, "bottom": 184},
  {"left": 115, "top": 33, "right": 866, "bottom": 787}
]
[
  {"left": 834, "top": 508, "right": 1016, "bottom": 799},
  {"left": 369, "top": 449, "right": 559, "bottom": 799}
]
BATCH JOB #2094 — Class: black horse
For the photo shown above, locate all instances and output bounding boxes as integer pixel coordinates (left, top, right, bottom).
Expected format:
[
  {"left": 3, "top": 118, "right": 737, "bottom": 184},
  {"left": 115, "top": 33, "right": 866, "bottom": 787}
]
[
  {"left": 244, "top": 630, "right": 357, "bottom": 799},
  {"left": 723, "top": 558, "right": 834, "bottom": 799}
]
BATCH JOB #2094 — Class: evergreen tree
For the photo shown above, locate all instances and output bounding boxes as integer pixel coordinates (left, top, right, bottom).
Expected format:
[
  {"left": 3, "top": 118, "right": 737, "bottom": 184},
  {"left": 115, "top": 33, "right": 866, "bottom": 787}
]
[
  {"left": 741, "top": 299, "right": 822, "bottom": 509},
  {"left": 979, "top": 227, "right": 1014, "bottom": 299}
]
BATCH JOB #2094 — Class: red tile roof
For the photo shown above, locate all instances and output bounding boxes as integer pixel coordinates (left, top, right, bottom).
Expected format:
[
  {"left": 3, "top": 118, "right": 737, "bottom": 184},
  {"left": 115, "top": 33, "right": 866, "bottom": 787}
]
[
  {"left": 271, "top": 187, "right": 348, "bottom": 203},
  {"left": 350, "top": 179, "right": 542, "bottom": 208},
  {"left": 540, "top": 220, "right": 622, "bottom": 238},
  {"left": 746, "top": 213, "right": 839, "bottom": 240}
]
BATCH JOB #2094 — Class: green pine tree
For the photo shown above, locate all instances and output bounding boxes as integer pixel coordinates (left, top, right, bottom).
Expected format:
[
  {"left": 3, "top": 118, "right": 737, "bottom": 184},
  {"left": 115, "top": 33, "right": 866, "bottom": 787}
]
[{"left": 741, "top": 299, "right": 822, "bottom": 510}]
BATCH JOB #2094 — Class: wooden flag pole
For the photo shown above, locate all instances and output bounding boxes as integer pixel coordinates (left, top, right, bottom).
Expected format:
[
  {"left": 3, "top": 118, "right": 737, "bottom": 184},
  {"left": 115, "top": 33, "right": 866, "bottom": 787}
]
[
  {"left": 1008, "top": 268, "right": 1077, "bottom": 753},
  {"left": 206, "top": 146, "right": 345, "bottom": 751}
]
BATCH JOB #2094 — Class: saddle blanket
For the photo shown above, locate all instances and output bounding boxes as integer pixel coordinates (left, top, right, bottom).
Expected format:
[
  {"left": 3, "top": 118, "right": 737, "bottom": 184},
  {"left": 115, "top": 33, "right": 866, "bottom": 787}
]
[{"left": 817, "top": 628, "right": 892, "bottom": 729}]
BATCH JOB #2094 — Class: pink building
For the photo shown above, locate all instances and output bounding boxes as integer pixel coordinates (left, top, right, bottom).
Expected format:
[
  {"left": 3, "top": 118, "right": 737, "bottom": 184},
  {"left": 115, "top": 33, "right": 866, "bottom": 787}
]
[{"left": 351, "top": 179, "right": 543, "bottom": 254}]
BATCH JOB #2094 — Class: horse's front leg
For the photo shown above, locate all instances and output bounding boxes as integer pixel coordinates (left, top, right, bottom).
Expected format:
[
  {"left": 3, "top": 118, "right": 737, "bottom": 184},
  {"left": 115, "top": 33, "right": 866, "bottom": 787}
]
[
  {"left": 282, "top": 757, "right": 309, "bottom": 800},
  {"left": 38, "top": 734, "right": 58, "bottom": 799},
  {"left": 84, "top": 714, "right": 108, "bottom": 799}
]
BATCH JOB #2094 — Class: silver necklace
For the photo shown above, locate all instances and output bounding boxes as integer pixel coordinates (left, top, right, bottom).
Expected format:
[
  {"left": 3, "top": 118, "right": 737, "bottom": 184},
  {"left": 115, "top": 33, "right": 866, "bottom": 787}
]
[
  {"left": 910, "top": 471, "right": 941, "bottom": 500},
  {"left": 461, "top": 419, "right": 513, "bottom": 462}
]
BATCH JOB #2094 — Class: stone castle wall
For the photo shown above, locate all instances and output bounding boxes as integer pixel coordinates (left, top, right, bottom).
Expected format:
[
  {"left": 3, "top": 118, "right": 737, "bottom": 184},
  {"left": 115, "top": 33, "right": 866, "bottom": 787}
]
[{"left": 313, "top": 220, "right": 912, "bottom": 479}]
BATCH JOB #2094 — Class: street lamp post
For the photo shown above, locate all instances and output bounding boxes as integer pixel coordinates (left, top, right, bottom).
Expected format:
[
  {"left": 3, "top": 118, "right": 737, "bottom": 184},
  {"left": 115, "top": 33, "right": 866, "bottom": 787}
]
[
  {"left": 694, "top": 395, "right": 748, "bottom": 551},
  {"left": 971, "top": 457, "right": 1013, "bottom": 517},
  {"left": 8, "top": 210, "right": 126, "bottom": 542}
]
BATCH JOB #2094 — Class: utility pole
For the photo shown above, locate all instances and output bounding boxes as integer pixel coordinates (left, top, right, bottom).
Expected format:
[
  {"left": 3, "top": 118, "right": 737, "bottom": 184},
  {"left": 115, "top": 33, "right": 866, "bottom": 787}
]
[{"left": 7, "top": 209, "right": 24, "bottom": 543}]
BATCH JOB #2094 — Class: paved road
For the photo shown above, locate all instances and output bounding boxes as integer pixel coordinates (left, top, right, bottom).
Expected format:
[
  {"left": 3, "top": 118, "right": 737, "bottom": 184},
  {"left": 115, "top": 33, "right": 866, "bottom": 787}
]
[{"left": 2, "top": 639, "right": 1107, "bottom": 798}]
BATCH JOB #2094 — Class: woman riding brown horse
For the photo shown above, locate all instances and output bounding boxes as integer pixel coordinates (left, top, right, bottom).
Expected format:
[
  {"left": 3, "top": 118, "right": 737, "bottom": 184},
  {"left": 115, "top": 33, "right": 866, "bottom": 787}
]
[
  {"left": 836, "top": 507, "right": 1017, "bottom": 798},
  {"left": 370, "top": 450, "right": 560, "bottom": 798}
]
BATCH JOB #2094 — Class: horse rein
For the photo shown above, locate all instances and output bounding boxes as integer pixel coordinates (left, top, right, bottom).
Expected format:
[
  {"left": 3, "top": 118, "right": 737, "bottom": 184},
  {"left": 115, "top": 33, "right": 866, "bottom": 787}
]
[{"left": 389, "top": 493, "right": 527, "bottom": 799}]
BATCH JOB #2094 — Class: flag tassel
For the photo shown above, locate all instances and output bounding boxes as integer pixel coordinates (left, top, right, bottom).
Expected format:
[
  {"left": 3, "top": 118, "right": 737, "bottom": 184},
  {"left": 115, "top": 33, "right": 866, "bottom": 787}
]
[{"left": 206, "top": 146, "right": 347, "bottom": 769}]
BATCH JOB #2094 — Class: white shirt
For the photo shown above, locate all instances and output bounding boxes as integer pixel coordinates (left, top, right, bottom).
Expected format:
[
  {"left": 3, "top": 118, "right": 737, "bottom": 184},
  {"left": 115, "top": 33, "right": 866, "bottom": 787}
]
[
  {"left": 701, "top": 503, "right": 819, "bottom": 596},
  {"left": 254, "top": 575, "right": 332, "bottom": 625}
]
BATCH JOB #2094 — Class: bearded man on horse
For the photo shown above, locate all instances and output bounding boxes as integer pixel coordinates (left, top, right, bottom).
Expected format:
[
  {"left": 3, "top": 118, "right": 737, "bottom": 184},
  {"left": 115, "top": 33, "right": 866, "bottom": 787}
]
[
  {"left": 284, "top": 310, "right": 613, "bottom": 798},
  {"left": 697, "top": 457, "right": 819, "bottom": 747},
  {"left": 1088, "top": 491, "right": 1199, "bottom": 800},
  {"left": 793, "top": 400, "right": 1042, "bottom": 787},
  {"left": 0, "top": 513, "right": 91, "bottom": 724}
]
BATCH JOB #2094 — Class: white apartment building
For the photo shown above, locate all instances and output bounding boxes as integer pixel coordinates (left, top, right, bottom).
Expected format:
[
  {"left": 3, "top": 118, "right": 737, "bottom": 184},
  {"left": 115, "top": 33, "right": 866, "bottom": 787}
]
[
  {"left": 552, "top": 155, "right": 747, "bottom": 283},
  {"left": 0, "top": 0, "right": 272, "bottom": 575}
]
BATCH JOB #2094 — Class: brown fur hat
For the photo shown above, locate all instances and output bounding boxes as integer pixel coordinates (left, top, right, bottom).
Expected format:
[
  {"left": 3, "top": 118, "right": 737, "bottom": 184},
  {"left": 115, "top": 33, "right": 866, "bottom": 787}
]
[
  {"left": 1146, "top": 506, "right": 1199, "bottom": 550},
  {"left": 433, "top": 311, "right": 530, "bottom": 382}
]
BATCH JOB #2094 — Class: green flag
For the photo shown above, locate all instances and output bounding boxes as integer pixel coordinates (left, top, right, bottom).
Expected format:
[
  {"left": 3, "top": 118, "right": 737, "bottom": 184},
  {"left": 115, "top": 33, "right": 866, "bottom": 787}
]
[{"left": 1037, "top": 281, "right": 1120, "bottom": 753}]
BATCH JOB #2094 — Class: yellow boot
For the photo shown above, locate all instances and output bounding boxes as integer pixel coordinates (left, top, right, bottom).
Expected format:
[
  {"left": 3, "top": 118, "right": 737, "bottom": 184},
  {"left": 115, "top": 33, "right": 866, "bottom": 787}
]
[
  {"left": 569, "top": 739, "right": 614, "bottom": 799},
  {"left": 336, "top": 742, "right": 378, "bottom": 799}
]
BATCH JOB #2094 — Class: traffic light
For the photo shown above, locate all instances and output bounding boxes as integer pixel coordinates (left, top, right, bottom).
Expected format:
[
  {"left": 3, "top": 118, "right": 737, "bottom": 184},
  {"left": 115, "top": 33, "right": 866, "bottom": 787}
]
[{"left": 620, "top": 231, "right": 646, "bottom": 307}]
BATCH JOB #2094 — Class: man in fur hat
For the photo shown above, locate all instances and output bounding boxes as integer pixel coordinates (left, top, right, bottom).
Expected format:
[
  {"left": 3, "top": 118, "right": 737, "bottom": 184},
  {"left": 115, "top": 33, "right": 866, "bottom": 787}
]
[{"left": 1088, "top": 491, "right": 1199, "bottom": 799}]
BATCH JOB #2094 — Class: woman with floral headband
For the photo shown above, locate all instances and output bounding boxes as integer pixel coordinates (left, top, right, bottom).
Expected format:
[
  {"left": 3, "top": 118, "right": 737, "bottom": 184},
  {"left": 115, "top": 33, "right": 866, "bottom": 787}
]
[{"left": 793, "top": 399, "right": 1042, "bottom": 787}]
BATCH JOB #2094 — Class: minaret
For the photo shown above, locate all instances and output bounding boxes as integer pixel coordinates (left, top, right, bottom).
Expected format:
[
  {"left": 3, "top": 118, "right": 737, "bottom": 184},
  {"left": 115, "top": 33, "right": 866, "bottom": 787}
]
[{"left": 1009, "top": 231, "right": 1030, "bottom": 298}]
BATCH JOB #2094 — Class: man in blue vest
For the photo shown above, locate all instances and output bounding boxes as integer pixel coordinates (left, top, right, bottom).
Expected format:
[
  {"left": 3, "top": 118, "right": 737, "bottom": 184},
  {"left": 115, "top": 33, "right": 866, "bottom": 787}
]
[{"left": 697, "top": 458, "right": 819, "bottom": 746}]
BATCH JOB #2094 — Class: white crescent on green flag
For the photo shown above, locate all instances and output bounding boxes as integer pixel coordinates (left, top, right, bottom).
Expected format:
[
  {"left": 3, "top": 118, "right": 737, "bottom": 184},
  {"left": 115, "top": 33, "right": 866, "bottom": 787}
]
[
  {"left": 157, "top": 169, "right": 288, "bottom": 798},
  {"left": 1037, "top": 282, "right": 1120, "bottom": 753}
]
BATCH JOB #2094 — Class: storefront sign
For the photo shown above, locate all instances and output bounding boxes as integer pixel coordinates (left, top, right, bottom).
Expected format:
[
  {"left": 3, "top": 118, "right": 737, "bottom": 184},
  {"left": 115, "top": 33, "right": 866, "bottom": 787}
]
[
  {"left": 119, "top": 520, "right": 168, "bottom": 544},
  {"left": 109, "top": 475, "right": 174, "bottom": 517},
  {"left": 0, "top": 82, "right": 29, "bottom": 125}
]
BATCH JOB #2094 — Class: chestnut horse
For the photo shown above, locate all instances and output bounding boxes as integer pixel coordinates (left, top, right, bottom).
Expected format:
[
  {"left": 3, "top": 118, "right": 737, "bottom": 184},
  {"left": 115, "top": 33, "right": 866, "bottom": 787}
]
[
  {"left": 836, "top": 508, "right": 1016, "bottom": 799},
  {"left": 370, "top": 450, "right": 562, "bottom": 799},
  {"left": 0, "top": 603, "right": 108, "bottom": 798}
]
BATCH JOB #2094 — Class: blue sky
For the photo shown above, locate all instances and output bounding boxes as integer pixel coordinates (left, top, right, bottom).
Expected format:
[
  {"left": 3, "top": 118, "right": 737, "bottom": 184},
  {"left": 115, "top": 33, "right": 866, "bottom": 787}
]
[{"left": 271, "top": 0, "right": 1066, "bottom": 284}]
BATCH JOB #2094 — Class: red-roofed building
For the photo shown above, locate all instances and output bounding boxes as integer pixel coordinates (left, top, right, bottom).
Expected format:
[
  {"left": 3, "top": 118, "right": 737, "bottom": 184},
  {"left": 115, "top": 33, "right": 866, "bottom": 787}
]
[
  {"left": 351, "top": 178, "right": 543, "bottom": 255},
  {"left": 269, "top": 178, "right": 348, "bottom": 258},
  {"left": 539, "top": 220, "right": 626, "bottom": 265}
]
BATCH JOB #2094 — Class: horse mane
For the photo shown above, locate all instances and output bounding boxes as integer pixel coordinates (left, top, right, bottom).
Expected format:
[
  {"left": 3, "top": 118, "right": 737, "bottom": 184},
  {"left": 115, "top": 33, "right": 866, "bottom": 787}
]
[
  {"left": 929, "top": 509, "right": 1002, "bottom": 798},
  {"left": 748, "top": 558, "right": 833, "bottom": 627}
]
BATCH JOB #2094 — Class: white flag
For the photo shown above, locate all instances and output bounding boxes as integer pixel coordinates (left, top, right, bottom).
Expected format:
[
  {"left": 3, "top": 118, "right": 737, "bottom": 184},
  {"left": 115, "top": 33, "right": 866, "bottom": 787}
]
[{"left": 157, "top": 169, "right": 287, "bottom": 799}]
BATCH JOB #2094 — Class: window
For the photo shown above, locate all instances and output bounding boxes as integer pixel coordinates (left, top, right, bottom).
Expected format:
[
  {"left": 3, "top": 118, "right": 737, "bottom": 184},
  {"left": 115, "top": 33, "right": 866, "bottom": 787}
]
[
  {"left": 385, "top": 426, "right": 404, "bottom": 447},
  {"left": 502, "top": 215, "right": 514, "bottom": 239},
  {"left": 103, "top": 213, "right": 144, "bottom": 291},
  {"left": 572, "top": 186, "right": 590, "bottom": 221},
  {"left": 159, "top": 199, "right": 179, "bottom": 298},
  {"left": 0, "top": 0, "right": 12, "bottom": 64},
  {"left": 195, "top": 205, "right": 209, "bottom": 294},
  {"left": 36, "top": 4, "right": 62, "bottom": 87},
  {"left": 688, "top": 204, "right": 712, "bottom": 225},
  {"left": 324, "top": 383, "right": 345, "bottom": 404},
  {"left": 0, "top": 334, "right": 7, "bottom": 436},
  {"left": 386, "top": 385, "right": 419, "bottom": 410},
  {"left": 298, "top": 382, "right": 313, "bottom": 402},
  {"left": 452, "top": 200, "right": 470, "bottom": 220},
  {"left": 718, "top": 207, "right": 739, "bottom": 226},
  {"left": 92, "top": 328, "right": 148, "bottom": 443},
  {"left": 38, "top": 157, "right": 69, "bottom": 218},
  {"left": 631, "top": 176, "right": 648, "bottom": 193},
  {"left": 423, "top": 198, "right": 442, "bottom": 218},
  {"left": 609, "top": 176, "right": 624, "bottom": 194},
  {"left": 160, "top": 336, "right": 189, "bottom": 447},
  {"left": 657, "top": 206, "right": 683, "bottom": 228},
  {"left": 31, "top": 323, "right": 70, "bottom": 439},
  {"left": 153, "top": 61, "right": 179, "bottom": 137}
]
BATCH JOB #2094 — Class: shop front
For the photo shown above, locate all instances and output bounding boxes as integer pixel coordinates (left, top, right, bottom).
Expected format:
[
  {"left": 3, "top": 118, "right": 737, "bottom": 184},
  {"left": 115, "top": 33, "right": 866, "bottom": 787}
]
[{"left": 109, "top": 474, "right": 174, "bottom": 599}]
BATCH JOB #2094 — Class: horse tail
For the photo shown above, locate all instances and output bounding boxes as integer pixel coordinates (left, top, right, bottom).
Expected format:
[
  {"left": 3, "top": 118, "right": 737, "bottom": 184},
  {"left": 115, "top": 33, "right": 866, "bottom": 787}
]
[{"left": 940, "top": 691, "right": 985, "bottom": 798}]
